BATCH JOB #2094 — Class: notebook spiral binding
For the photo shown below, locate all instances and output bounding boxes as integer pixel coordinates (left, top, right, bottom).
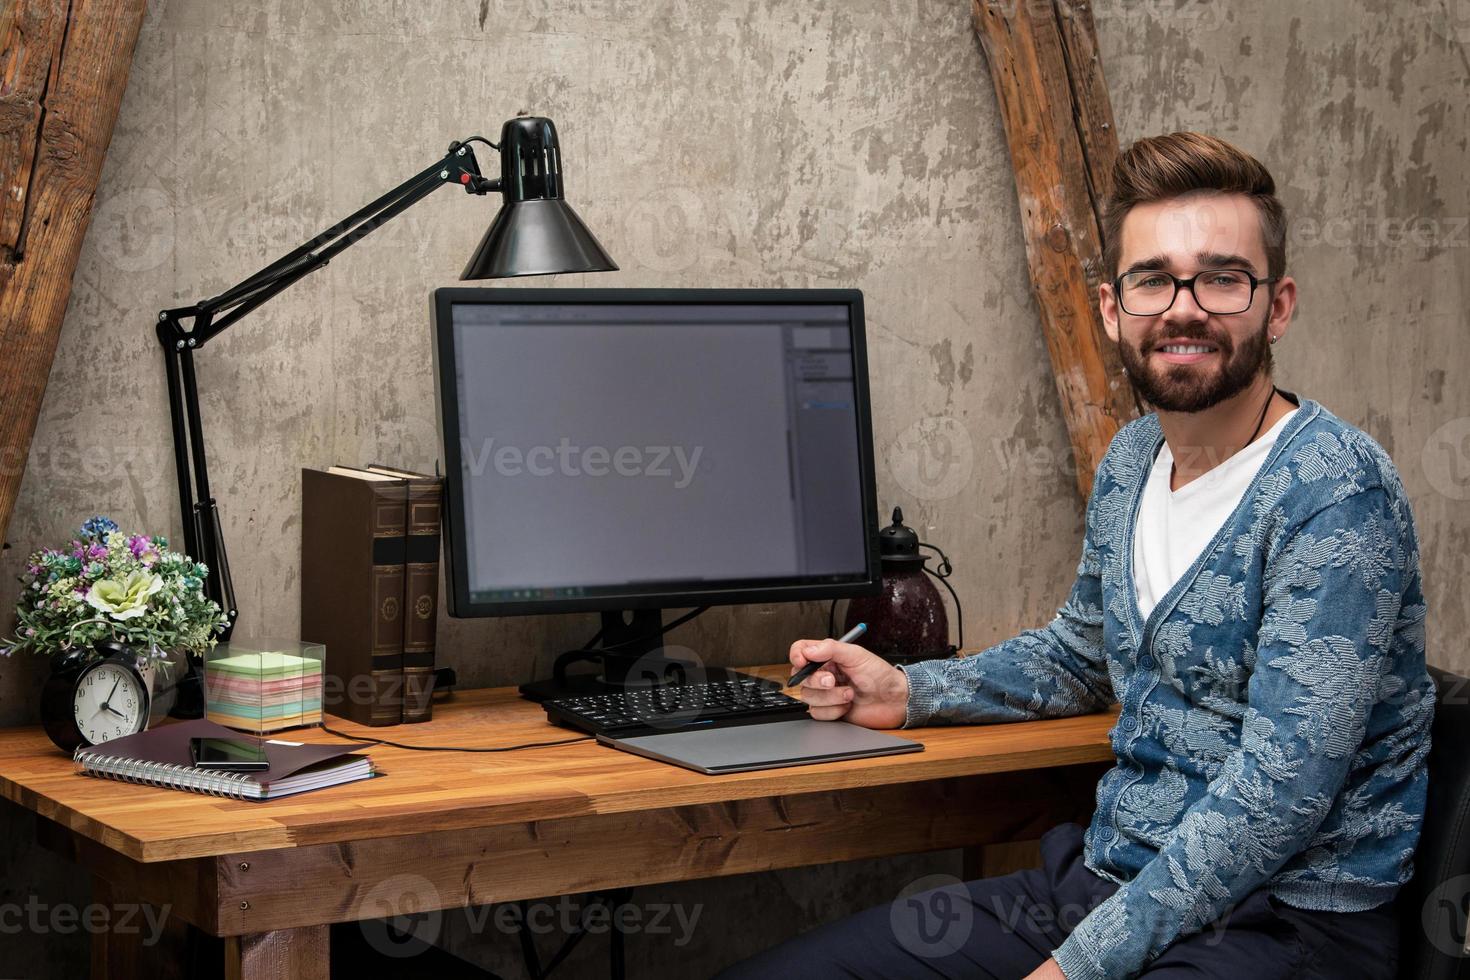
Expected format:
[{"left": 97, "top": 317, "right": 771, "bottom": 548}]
[{"left": 72, "top": 746, "right": 257, "bottom": 800}]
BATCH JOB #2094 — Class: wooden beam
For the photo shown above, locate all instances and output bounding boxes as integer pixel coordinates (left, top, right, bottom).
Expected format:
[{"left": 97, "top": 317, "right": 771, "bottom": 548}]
[
  {"left": 210, "top": 768, "right": 1103, "bottom": 936},
  {"left": 38, "top": 766, "right": 1106, "bottom": 937},
  {"left": 972, "top": 0, "right": 1138, "bottom": 499},
  {"left": 38, "top": 817, "right": 222, "bottom": 931},
  {"left": 225, "top": 928, "right": 328, "bottom": 980},
  {"left": 0, "top": 0, "right": 147, "bottom": 544}
]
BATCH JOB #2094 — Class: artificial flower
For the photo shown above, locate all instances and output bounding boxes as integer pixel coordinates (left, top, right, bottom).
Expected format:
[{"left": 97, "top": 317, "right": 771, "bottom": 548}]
[{"left": 86, "top": 570, "right": 164, "bottom": 621}]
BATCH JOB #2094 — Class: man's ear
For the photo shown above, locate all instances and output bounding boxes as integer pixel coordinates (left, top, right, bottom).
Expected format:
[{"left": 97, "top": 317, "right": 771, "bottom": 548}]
[
  {"left": 1099, "top": 282, "right": 1121, "bottom": 343},
  {"left": 1267, "top": 276, "right": 1296, "bottom": 342}
]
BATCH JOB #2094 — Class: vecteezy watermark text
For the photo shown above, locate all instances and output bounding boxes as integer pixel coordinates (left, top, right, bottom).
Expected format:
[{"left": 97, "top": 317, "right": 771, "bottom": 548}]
[
  {"left": 464, "top": 895, "right": 702, "bottom": 944},
  {"left": 357, "top": 874, "right": 703, "bottom": 959},
  {"left": 0, "top": 898, "right": 170, "bottom": 944},
  {"left": 461, "top": 438, "right": 704, "bottom": 489}
]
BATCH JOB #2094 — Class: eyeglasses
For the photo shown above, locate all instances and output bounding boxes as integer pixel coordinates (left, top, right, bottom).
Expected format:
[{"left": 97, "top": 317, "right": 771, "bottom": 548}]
[{"left": 1114, "top": 268, "right": 1279, "bottom": 316}]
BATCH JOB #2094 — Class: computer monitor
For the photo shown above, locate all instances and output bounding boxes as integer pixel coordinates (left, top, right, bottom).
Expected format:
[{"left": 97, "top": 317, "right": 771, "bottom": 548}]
[{"left": 432, "top": 287, "right": 881, "bottom": 699}]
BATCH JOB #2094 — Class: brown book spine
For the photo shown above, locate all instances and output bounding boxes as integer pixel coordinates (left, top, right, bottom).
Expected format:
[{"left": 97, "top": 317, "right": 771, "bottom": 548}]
[
  {"left": 400, "top": 478, "right": 441, "bottom": 723},
  {"left": 301, "top": 469, "right": 408, "bottom": 726}
]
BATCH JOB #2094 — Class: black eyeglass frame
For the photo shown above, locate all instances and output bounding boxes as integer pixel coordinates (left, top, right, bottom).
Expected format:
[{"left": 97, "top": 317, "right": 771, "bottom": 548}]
[{"left": 1112, "top": 268, "right": 1281, "bottom": 316}]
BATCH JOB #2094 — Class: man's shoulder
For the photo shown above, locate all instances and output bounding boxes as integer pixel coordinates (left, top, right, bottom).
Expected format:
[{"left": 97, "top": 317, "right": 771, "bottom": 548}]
[
  {"left": 1281, "top": 400, "right": 1409, "bottom": 507},
  {"left": 1094, "top": 413, "right": 1162, "bottom": 489},
  {"left": 1093, "top": 398, "right": 1409, "bottom": 504}
]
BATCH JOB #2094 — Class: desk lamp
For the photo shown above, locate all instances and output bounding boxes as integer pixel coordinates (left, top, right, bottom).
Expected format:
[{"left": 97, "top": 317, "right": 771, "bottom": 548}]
[{"left": 154, "top": 116, "right": 617, "bottom": 640}]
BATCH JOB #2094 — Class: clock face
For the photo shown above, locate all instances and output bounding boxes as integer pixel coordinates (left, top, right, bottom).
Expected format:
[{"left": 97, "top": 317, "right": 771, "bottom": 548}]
[{"left": 72, "top": 661, "right": 147, "bottom": 746}]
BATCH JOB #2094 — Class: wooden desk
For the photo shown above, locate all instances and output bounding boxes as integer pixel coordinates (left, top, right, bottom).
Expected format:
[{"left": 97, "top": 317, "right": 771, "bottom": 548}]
[{"left": 0, "top": 666, "right": 1116, "bottom": 979}]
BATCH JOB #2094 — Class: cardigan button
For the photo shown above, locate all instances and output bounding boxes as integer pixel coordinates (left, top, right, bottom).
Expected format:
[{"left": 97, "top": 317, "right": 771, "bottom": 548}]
[{"left": 1139, "top": 654, "right": 1156, "bottom": 670}]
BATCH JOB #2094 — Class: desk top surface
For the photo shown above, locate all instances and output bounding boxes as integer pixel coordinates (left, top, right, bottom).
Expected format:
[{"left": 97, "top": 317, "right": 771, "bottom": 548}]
[{"left": 0, "top": 665, "right": 1116, "bottom": 863}]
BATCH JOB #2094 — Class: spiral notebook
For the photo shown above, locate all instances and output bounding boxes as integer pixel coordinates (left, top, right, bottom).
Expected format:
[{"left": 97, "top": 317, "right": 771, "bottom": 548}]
[{"left": 72, "top": 718, "right": 377, "bottom": 801}]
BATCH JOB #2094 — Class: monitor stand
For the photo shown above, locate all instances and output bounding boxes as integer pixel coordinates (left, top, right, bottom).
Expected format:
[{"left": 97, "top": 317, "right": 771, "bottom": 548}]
[{"left": 517, "top": 609, "right": 771, "bottom": 703}]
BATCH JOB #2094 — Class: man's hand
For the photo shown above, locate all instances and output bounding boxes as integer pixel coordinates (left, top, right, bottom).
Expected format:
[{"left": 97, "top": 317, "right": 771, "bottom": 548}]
[
  {"left": 789, "top": 637, "right": 909, "bottom": 729},
  {"left": 1022, "top": 957, "right": 1067, "bottom": 980}
]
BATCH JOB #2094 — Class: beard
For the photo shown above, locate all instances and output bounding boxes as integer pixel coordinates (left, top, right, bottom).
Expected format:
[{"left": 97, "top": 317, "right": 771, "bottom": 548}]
[{"left": 1118, "top": 313, "right": 1273, "bottom": 413}]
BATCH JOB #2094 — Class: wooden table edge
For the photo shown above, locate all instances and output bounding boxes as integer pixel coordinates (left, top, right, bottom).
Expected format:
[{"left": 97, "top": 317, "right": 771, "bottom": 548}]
[{"left": 3, "top": 738, "right": 1117, "bottom": 862}]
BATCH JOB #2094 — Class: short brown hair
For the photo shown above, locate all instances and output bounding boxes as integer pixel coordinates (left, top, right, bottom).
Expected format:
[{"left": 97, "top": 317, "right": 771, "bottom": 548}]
[{"left": 1101, "top": 132, "right": 1287, "bottom": 279}]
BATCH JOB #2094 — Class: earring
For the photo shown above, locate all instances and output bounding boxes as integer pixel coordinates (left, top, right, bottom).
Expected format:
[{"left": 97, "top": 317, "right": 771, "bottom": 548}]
[{"left": 1269, "top": 334, "right": 1278, "bottom": 344}]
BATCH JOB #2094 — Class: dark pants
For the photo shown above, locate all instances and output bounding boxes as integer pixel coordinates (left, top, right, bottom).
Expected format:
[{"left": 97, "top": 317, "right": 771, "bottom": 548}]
[{"left": 716, "top": 823, "right": 1399, "bottom": 979}]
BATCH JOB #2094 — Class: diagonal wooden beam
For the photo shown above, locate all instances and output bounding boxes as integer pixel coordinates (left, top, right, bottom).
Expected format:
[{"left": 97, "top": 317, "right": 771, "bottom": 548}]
[
  {"left": 972, "top": 0, "right": 1139, "bottom": 500},
  {"left": 0, "top": 0, "right": 148, "bottom": 545}
]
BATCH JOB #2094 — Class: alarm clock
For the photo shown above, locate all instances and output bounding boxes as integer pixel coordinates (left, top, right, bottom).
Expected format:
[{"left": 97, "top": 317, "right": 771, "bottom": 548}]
[{"left": 41, "top": 640, "right": 151, "bottom": 753}]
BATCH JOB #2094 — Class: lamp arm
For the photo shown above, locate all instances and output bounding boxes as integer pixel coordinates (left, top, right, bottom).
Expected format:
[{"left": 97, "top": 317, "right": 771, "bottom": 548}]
[
  {"left": 154, "top": 138, "right": 500, "bottom": 638},
  {"left": 168, "top": 140, "right": 499, "bottom": 345}
]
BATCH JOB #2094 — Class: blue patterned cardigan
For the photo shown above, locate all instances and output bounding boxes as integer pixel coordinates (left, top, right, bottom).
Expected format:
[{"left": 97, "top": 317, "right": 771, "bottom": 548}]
[{"left": 900, "top": 398, "right": 1434, "bottom": 980}]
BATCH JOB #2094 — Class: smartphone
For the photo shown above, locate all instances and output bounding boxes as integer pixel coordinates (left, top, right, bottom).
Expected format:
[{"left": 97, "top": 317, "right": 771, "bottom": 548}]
[{"left": 189, "top": 736, "right": 270, "bottom": 771}]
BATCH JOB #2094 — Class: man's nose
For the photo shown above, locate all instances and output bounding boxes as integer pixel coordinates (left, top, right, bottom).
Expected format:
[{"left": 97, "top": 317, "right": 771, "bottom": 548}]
[{"left": 1163, "top": 280, "right": 1208, "bottom": 323}]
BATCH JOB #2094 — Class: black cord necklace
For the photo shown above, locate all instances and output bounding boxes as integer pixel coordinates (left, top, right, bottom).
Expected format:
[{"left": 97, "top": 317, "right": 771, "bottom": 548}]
[
  {"left": 1171, "top": 384, "right": 1280, "bottom": 487},
  {"left": 1243, "top": 384, "right": 1280, "bottom": 448}
]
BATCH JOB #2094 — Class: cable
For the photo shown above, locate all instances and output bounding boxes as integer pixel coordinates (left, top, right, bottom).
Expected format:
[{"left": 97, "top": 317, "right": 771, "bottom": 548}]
[
  {"left": 515, "top": 888, "right": 632, "bottom": 980},
  {"left": 542, "top": 623, "right": 607, "bottom": 683},
  {"left": 318, "top": 722, "right": 590, "bottom": 753},
  {"left": 550, "top": 607, "right": 711, "bottom": 685},
  {"left": 516, "top": 900, "right": 545, "bottom": 978},
  {"left": 608, "top": 887, "right": 631, "bottom": 980},
  {"left": 596, "top": 606, "right": 709, "bottom": 652}
]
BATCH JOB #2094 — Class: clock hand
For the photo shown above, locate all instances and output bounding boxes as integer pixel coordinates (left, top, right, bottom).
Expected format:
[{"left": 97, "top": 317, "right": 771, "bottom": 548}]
[
  {"left": 100, "top": 676, "right": 121, "bottom": 713},
  {"left": 102, "top": 703, "right": 127, "bottom": 718}
]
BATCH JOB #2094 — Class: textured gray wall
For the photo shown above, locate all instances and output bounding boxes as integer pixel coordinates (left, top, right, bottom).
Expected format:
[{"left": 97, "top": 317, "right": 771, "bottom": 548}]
[{"left": 1, "top": 0, "right": 1466, "bottom": 976}]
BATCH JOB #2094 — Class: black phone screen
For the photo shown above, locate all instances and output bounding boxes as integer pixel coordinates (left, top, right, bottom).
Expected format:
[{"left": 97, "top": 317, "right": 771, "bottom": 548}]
[{"left": 189, "top": 736, "right": 270, "bottom": 771}]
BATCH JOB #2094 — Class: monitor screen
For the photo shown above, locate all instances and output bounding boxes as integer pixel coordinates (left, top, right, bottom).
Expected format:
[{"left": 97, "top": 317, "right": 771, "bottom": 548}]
[{"left": 432, "top": 288, "right": 880, "bottom": 617}]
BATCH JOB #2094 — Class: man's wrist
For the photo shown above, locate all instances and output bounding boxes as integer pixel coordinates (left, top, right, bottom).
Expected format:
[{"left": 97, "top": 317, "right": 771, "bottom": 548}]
[
  {"left": 896, "top": 661, "right": 939, "bottom": 728},
  {"left": 1052, "top": 927, "right": 1107, "bottom": 980}
]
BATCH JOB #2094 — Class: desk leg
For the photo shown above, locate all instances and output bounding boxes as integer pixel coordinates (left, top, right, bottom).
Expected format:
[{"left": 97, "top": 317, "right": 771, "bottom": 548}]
[
  {"left": 90, "top": 875, "right": 140, "bottom": 979},
  {"left": 90, "top": 875, "right": 195, "bottom": 980},
  {"left": 224, "top": 926, "right": 329, "bottom": 980}
]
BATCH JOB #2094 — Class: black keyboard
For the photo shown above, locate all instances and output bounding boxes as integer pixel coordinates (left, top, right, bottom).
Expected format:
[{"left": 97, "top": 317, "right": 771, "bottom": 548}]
[{"left": 542, "top": 675, "right": 809, "bottom": 738}]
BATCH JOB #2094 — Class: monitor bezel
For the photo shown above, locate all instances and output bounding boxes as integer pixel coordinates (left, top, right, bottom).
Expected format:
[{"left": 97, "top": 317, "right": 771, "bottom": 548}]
[{"left": 431, "top": 286, "right": 883, "bottom": 618}]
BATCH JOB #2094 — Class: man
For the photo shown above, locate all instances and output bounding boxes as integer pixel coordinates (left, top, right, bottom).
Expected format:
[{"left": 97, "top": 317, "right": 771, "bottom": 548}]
[{"left": 721, "top": 133, "right": 1433, "bottom": 979}]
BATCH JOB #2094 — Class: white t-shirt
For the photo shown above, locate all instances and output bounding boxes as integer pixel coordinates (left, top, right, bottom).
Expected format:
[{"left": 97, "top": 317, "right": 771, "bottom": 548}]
[{"left": 1133, "top": 409, "right": 1298, "bottom": 621}]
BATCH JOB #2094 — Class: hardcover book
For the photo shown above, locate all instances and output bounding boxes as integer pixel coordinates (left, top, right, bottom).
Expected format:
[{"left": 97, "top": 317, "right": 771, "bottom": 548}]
[
  {"left": 364, "top": 464, "right": 443, "bottom": 724},
  {"left": 301, "top": 466, "right": 408, "bottom": 726}
]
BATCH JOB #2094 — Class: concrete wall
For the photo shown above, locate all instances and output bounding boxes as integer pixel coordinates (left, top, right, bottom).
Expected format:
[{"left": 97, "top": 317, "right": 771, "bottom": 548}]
[{"left": 1, "top": 0, "right": 1465, "bottom": 975}]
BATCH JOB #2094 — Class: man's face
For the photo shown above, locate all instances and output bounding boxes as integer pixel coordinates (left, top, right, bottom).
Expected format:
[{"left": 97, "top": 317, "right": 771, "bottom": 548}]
[{"left": 1099, "top": 192, "right": 1294, "bottom": 413}]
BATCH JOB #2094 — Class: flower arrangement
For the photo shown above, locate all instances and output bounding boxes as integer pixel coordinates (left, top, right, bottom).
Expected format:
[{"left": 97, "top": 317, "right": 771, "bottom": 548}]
[{"left": 2, "top": 516, "right": 227, "bottom": 665}]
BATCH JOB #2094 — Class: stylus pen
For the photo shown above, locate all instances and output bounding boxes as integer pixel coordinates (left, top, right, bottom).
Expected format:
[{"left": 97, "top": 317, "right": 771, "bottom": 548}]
[{"left": 787, "top": 623, "right": 868, "bottom": 687}]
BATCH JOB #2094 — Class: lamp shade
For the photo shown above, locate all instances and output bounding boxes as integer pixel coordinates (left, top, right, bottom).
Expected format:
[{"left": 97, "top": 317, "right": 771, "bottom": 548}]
[
  {"left": 461, "top": 116, "right": 618, "bottom": 280},
  {"left": 462, "top": 198, "right": 617, "bottom": 279}
]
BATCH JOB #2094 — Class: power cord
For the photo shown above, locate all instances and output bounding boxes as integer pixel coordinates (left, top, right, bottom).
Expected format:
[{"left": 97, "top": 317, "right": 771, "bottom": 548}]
[
  {"left": 317, "top": 609, "right": 713, "bottom": 753},
  {"left": 550, "top": 606, "right": 710, "bottom": 685},
  {"left": 515, "top": 887, "right": 633, "bottom": 980},
  {"left": 318, "top": 722, "right": 590, "bottom": 753}
]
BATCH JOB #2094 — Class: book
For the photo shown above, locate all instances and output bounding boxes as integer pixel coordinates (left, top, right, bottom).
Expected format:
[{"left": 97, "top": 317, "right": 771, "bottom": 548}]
[
  {"left": 301, "top": 466, "right": 408, "bottom": 726},
  {"left": 73, "top": 719, "right": 376, "bottom": 801},
  {"left": 364, "top": 463, "right": 442, "bottom": 724}
]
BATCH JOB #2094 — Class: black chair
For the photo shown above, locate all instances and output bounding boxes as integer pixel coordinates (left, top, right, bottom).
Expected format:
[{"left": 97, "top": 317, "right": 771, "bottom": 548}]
[{"left": 1399, "top": 666, "right": 1470, "bottom": 980}]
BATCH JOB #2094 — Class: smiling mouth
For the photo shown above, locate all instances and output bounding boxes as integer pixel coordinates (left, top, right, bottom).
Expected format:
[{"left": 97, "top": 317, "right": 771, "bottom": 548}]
[{"left": 1155, "top": 344, "right": 1217, "bottom": 355}]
